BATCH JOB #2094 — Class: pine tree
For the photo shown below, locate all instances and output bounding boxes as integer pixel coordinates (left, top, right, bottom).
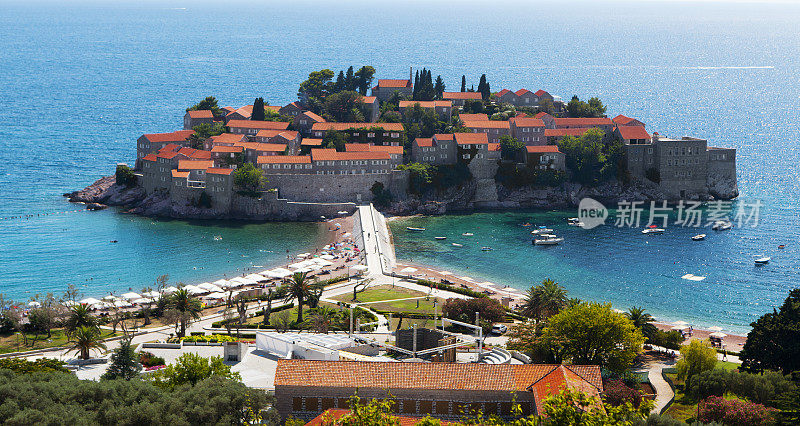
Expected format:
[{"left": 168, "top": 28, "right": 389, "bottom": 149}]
[
  {"left": 434, "top": 75, "right": 445, "bottom": 98},
  {"left": 413, "top": 70, "right": 420, "bottom": 99},
  {"left": 461, "top": 75, "right": 466, "bottom": 92},
  {"left": 101, "top": 338, "right": 141, "bottom": 380},
  {"left": 334, "top": 70, "right": 345, "bottom": 92},
  {"left": 251, "top": 97, "right": 265, "bottom": 121},
  {"left": 345, "top": 66, "right": 355, "bottom": 91}
]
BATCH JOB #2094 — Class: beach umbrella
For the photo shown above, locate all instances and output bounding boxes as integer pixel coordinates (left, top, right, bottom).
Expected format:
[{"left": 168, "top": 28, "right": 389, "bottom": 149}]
[
  {"left": 270, "top": 268, "right": 294, "bottom": 278},
  {"left": 708, "top": 326, "right": 724, "bottom": 332},
  {"left": 351, "top": 265, "right": 368, "bottom": 272},
  {"left": 672, "top": 321, "right": 689, "bottom": 328},
  {"left": 245, "top": 273, "right": 268, "bottom": 282},
  {"left": 121, "top": 292, "right": 141, "bottom": 300},
  {"left": 162, "top": 286, "right": 178, "bottom": 294},
  {"left": 612, "top": 308, "right": 624, "bottom": 314},
  {"left": 142, "top": 290, "right": 161, "bottom": 298},
  {"left": 399, "top": 267, "right": 418, "bottom": 274},
  {"left": 102, "top": 295, "right": 118, "bottom": 301},
  {"left": 709, "top": 332, "right": 727, "bottom": 339},
  {"left": 132, "top": 298, "right": 152, "bottom": 305},
  {"left": 113, "top": 300, "right": 131, "bottom": 308},
  {"left": 62, "top": 300, "right": 78, "bottom": 307},
  {"left": 27, "top": 301, "right": 41, "bottom": 308},
  {"left": 320, "top": 254, "right": 335, "bottom": 260},
  {"left": 79, "top": 297, "right": 101, "bottom": 305},
  {"left": 671, "top": 326, "right": 685, "bottom": 331}
]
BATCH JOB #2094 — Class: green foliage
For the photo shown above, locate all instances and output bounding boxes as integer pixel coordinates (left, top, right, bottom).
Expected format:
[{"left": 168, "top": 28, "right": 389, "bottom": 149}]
[
  {"left": 0, "top": 368, "right": 271, "bottom": 424},
  {"left": 542, "top": 302, "right": 645, "bottom": 374},
  {"left": 461, "top": 99, "right": 485, "bottom": 114},
  {"left": 477, "top": 74, "right": 490, "bottom": 100},
  {"left": 498, "top": 135, "right": 524, "bottom": 160},
  {"left": 64, "top": 304, "right": 97, "bottom": 337},
  {"left": 149, "top": 353, "right": 240, "bottom": 389},
  {"left": 520, "top": 279, "right": 568, "bottom": 322},
  {"left": 603, "top": 379, "right": 644, "bottom": 408},
  {"left": 139, "top": 351, "right": 166, "bottom": 368},
  {"left": 625, "top": 306, "right": 658, "bottom": 342},
  {"left": 271, "top": 309, "right": 294, "bottom": 332},
  {"left": 323, "top": 91, "right": 366, "bottom": 122},
  {"left": 283, "top": 272, "right": 323, "bottom": 323},
  {"left": 566, "top": 95, "right": 606, "bottom": 118},
  {"left": 415, "top": 279, "right": 487, "bottom": 299},
  {"left": 371, "top": 181, "right": 392, "bottom": 207},
  {"left": 557, "top": 128, "right": 624, "bottom": 186},
  {"left": 412, "top": 68, "right": 441, "bottom": 101},
  {"left": 687, "top": 368, "right": 796, "bottom": 407},
  {"left": 115, "top": 164, "right": 137, "bottom": 187},
  {"left": 697, "top": 395, "right": 779, "bottom": 426},
  {"left": 398, "top": 162, "right": 472, "bottom": 195},
  {"left": 398, "top": 162, "right": 434, "bottom": 194},
  {"left": 442, "top": 297, "right": 505, "bottom": 326},
  {"left": 322, "top": 129, "right": 349, "bottom": 152},
  {"left": 354, "top": 66, "right": 376, "bottom": 96},
  {"left": 252, "top": 97, "right": 266, "bottom": 121},
  {"left": 68, "top": 325, "right": 107, "bottom": 360},
  {"left": 647, "top": 328, "right": 683, "bottom": 350},
  {"left": 233, "top": 163, "right": 264, "bottom": 194},
  {"left": 495, "top": 164, "right": 566, "bottom": 188},
  {"left": 166, "top": 288, "right": 203, "bottom": 338},
  {"left": 186, "top": 96, "right": 222, "bottom": 117},
  {"left": 740, "top": 288, "right": 800, "bottom": 374},
  {"left": 102, "top": 338, "right": 141, "bottom": 380},
  {"left": 401, "top": 103, "right": 445, "bottom": 140},
  {"left": 188, "top": 121, "right": 226, "bottom": 149},
  {"left": 0, "top": 357, "right": 67, "bottom": 373},
  {"left": 676, "top": 339, "right": 717, "bottom": 383}
]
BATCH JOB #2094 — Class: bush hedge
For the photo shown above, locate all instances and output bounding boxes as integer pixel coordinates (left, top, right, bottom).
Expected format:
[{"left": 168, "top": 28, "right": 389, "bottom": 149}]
[
  {"left": 415, "top": 279, "right": 487, "bottom": 299},
  {"left": 0, "top": 358, "right": 68, "bottom": 374}
]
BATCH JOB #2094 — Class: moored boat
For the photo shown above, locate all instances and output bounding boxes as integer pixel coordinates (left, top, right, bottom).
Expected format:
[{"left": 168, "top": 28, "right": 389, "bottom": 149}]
[
  {"left": 692, "top": 234, "right": 706, "bottom": 241},
  {"left": 407, "top": 227, "right": 426, "bottom": 232},
  {"left": 755, "top": 256, "right": 770, "bottom": 265},
  {"left": 481, "top": 246, "right": 493, "bottom": 251},
  {"left": 462, "top": 233, "right": 474, "bottom": 236},
  {"left": 533, "top": 235, "right": 564, "bottom": 245},
  {"left": 642, "top": 227, "right": 665, "bottom": 234},
  {"left": 451, "top": 243, "right": 463, "bottom": 247},
  {"left": 712, "top": 220, "right": 733, "bottom": 231},
  {"left": 434, "top": 236, "right": 447, "bottom": 240},
  {"left": 531, "top": 226, "right": 554, "bottom": 235}
]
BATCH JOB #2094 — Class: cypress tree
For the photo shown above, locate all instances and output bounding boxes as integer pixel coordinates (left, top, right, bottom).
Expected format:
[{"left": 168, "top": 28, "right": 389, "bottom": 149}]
[
  {"left": 478, "top": 74, "right": 490, "bottom": 100},
  {"left": 251, "top": 97, "right": 265, "bottom": 121},
  {"left": 461, "top": 75, "right": 466, "bottom": 92},
  {"left": 345, "top": 66, "right": 355, "bottom": 91},
  {"left": 413, "top": 70, "right": 420, "bottom": 99},
  {"left": 334, "top": 71, "right": 345, "bottom": 93},
  {"left": 434, "top": 75, "right": 445, "bottom": 98}
]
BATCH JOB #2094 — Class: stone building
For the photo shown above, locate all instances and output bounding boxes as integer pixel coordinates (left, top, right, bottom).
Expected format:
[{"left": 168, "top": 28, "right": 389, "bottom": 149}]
[
  {"left": 227, "top": 119, "right": 290, "bottom": 136},
  {"left": 552, "top": 117, "right": 613, "bottom": 132},
  {"left": 135, "top": 130, "right": 195, "bottom": 168},
  {"left": 361, "top": 96, "right": 380, "bottom": 122},
  {"left": 411, "top": 134, "right": 455, "bottom": 165},
  {"left": 525, "top": 146, "right": 565, "bottom": 171},
  {"left": 273, "top": 360, "right": 603, "bottom": 421},
  {"left": 257, "top": 155, "right": 314, "bottom": 174},
  {"left": 461, "top": 120, "right": 511, "bottom": 143},
  {"left": 509, "top": 116, "right": 545, "bottom": 145},
  {"left": 310, "top": 149, "right": 393, "bottom": 175},
  {"left": 279, "top": 102, "right": 303, "bottom": 118},
  {"left": 371, "top": 78, "right": 413, "bottom": 101},
  {"left": 311, "top": 122, "right": 405, "bottom": 146},
  {"left": 441, "top": 91, "right": 482, "bottom": 106},
  {"left": 293, "top": 111, "right": 326, "bottom": 136},
  {"left": 183, "top": 110, "right": 214, "bottom": 130},
  {"left": 398, "top": 100, "right": 453, "bottom": 121}
]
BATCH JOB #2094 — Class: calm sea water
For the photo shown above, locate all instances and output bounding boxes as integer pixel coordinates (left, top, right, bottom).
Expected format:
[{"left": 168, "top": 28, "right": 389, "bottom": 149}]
[{"left": 1, "top": 1, "right": 799, "bottom": 332}]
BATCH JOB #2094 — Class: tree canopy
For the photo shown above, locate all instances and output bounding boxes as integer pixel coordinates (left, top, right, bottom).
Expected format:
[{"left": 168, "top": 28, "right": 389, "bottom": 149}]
[
  {"left": 233, "top": 163, "right": 265, "bottom": 193},
  {"left": 186, "top": 96, "right": 222, "bottom": 117},
  {"left": 557, "top": 128, "right": 625, "bottom": 186},
  {"left": 323, "top": 91, "right": 366, "bottom": 122},
  {"left": 498, "top": 135, "right": 524, "bottom": 161},
  {"left": 520, "top": 279, "right": 568, "bottom": 322},
  {"left": 251, "top": 97, "right": 266, "bottom": 121},
  {"left": 740, "top": 288, "right": 800, "bottom": 374},
  {"left": 566, "top": 95, "right": 606, "bottom": 118}
]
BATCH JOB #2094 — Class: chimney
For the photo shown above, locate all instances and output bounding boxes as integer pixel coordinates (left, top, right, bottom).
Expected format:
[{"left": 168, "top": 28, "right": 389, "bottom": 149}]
[{"left": 409, "top": 67, "right": 413, "bottom": 84}]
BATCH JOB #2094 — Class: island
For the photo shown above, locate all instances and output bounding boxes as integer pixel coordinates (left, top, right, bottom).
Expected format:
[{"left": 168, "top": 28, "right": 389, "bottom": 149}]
[{"left": 68, "top": 66, "right": 738, "bottom": 220}]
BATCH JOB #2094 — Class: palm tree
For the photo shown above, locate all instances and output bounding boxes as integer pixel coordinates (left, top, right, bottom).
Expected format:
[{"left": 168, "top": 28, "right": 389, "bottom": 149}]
[
  {"left": 69, "top": 326, "right": 106, "bottom": 360},
  {"left": 168, "top": 288, "right": 202, "bottom": 338},
  {"left": 306, "top": 306, "right": 337, "bottom": 334},
  {"left": 625, "top": 306, "right": 657, "bottom": 340},
  {"left": 283, "top": 272, "right": 319, "bottom": 323},
  {"left": 521, "top": 279, "right": 568, "bottom": 322},
  {"left": 64, "top": 304, "right": 97, "bottom": 337}
]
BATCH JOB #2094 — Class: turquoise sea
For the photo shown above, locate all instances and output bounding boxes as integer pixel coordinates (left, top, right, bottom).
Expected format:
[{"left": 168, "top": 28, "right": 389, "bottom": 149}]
[{"left": 1, "top": 0, "right": 799, "bottom": 333}]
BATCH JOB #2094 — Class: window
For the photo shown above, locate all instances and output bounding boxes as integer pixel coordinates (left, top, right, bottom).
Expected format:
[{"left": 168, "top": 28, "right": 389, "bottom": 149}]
[
  {"left": 300, "top": 119, "right": 307, "bottom": 125},
  {"left": 352, "top": 133, "right": 359, "bottom": 137},
  {"left": 390, "top": 133, "right": 399, "bottom": 138},
  {"left": 368, "top": 132, "right": 375, "bottom": 138}
]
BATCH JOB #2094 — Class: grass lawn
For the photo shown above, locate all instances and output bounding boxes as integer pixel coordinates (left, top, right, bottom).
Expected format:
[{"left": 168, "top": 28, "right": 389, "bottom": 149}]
[
  {"left": 664, "top": 361, "right": 742, "bottom": 422},
  {"left": 332, "top": 285, "right": 428, "bottom": 304},
  {"left": 332, "top": 285, "right": 443, "bottom": 315},
  {"left": 0, "top": 328, "right": 120, "bottom": 354},
  {"left": 244, "top": 302, "right": 339, "bottom": 326}
]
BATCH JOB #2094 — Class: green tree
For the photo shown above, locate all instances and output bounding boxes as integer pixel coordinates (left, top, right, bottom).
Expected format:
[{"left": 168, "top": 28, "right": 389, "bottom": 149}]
[
  {"left": 370, "top": 181, "right": 392, "bottom": 207},
  {"left": 354, "top": 65, "right": 376, "bottom": 96},
  {"left": 434, "top": 75, "right": 445, "bottom": 98},
  {"left": 187, "top": 122, "right": 226, "bottom": 149},
  {"left": 298, "top": 69, "right": 335, "bottom": 112},
  {"left": 542, "top": 387, "right": 653, "bottom": 425},
  {"left": 284, "top": 272, "right": 319, "bottom": 323},
  {"left": 115, "top": 164, "right": 137, "bottom": 187},
  {"left": 323, "top": 91, "right": 365, "bottom": 122},
  {"left": 477, "top": 74, "right": 490, "bottom": 100},
  {"left": 251, "top": 97, "right": 266, "bottom": 121},
  {"left": 272, "top": 309, "right": 294, "bottom": 332},
  {"left": 566, "top": 95, "right": 606, "bottom": 118},
  {"left": 323, "top": 129, "right": 349, "bottom": 152},
  {"left": 557, "top": 128, "right": 622, "bottom": 186},
  {"left": 542, "top": 302, "right": 644, "bottom": 374},
  {"left": 166, "top": 288, "right": 202, "bottom": 338},
  {"left": 334, "top": 70, "right": 346, "bottom": 92},
  {"left": 186, "top": 96, "right": 222, "bottom": 117},
  {"left": 102, "top": 338, "right": 142, "bottom": 380},
  {"left": 344, "top": 66, "right": 356, "bottom": 91},
  {"left": 740, "top": 288, "right": 800, "bottom": 374},
  {"left": 68, "top": 326, "right": 107, "bottom": 360},
  {"left": 148, "top": 353, "right": 240, "bottom": 389},
  {"left": 64, "top": 304, "right": 97, "bottom": 338},
  {"left": 520, "top": 279, "right": 568, "bottom": 322},
  {"left": 397, "top": 162, "right": 434, "bottom": 194},
  {"left": 306, "top": 306, "right": 337, "bottom": 334},
  {"left": 676, "top": 339, "right": 717, "bottom": 383},
  {"left": 499, "top": 135, "right": 524, "bottom": 161},
  {"left": 461, "top": 75, "right": 466, "bottom": 92},
  {"left": 233, "top": 163, "right": 264, "bottom": 193},
  {"left": 625, "top": 306, "right": 658, "bottom": 342}
]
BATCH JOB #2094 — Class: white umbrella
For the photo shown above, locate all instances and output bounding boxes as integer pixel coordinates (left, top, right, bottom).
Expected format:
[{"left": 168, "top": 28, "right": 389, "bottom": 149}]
[
  {"left": 399, "top": 267, "right": 418, "bottom": 274},
  {"left": 270, "top": 268, "right": 294, "bottom": 278},
  {"left": 121, "top": 292, "right": 141, "bottom": 300},
  {"left": 198, "top": 283, "right": 223, "bottom": 293},
  {"left": 708, "top": 326, "right": 723, "bottom": 332},
  {"left": 351, "top": 265, "right": 368, "bottom": 272},
  {"left": 142, "top": 291, "right": 161, "bottom": 298},
  {"left": 313, "top": 258, "right": 334, "bottom": 267},
  {"left": 612, "top": 308, "right": 624, "bottom": 314},
  {"left": 245, "top": 273, "right": 268, "bottom": 282},
  {"left": 233, "top": 276, "right": 258, "bottom": 286},
  {"left": 79, "top": 297, "right": 101, "bottom": 305},
  {"left": 709, "top": 332, "right": 727, "bottom": 339},
  {"left": 320, "top": 254, "right": 335, "bottom": 260},
  {"left": 113, "top": 300, "right": 131, "bottom": 308},
  {"left": 132, "top": 298, "right": 152, "bottom": 305},
  {"left": 162, "top": 286, "right": 178, "bottom": 294},
  {"left": 62, "top": 300, "right": 78, "bottom": 307},
  {"left": 102, "top": 295, "right": 118, "bottom": 301},
  {"left": 182, "top": 285, "right": 206, "bottom": 295},
  {"left": 27, "top": 301, "right": 41, "bottom": 308}
]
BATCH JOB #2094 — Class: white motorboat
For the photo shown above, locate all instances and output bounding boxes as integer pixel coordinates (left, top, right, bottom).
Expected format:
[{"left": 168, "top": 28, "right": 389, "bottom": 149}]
[
  {"left": 712, "top": 220, "right": 733, "bottom": 231},
  {"left": 451, "top": 243, "right": 463, "bottom": 247},
  {"left": 481, "top": 246, "right": 493, "bottom": 251},
  {"left": 531, "top": 226, "right": 554, "bottom": 235},
  {"left": 642, "top": 227, "right": 665, "bottom": 234},
  {"left": 692, "top": 234, "right": 706, "bottom": 241},
  {"left": 462, "top": 233, "right": 474, "bottom": 236},
  {"left": 407, "top": 227, "right": 426, "bottom": 232},
  {"left": 754, "top": 257, "right": 770, "bottom": 265},
  {"left": 533, "top": 236, "right": 564, "bottom": 245},
  {"left": 567, "top": 218, "right": 584, "bottom": 226},
  {"left": 434, "top": 236, "right": 447, "bottom": 240}
]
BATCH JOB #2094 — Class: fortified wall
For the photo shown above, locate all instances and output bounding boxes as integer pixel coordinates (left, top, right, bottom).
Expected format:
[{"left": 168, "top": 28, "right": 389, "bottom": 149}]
[{"left": 264, "top": 170, "right": 409, "bottom": 204}]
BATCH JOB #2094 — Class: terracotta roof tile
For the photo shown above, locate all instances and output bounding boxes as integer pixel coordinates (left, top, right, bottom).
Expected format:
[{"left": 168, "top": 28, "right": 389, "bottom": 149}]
[
  {"left": 345, "top": 144, "right": 403, "bottom": 154},
  {"left": 300, "top": 138, "right": 323, "bottom": 146},
  {"left": 186, "top": 110, "right": 213, "bottom": 119},
  {"left": 458, "top": 113, "right": 488, "bottom": 121},
  {"left": 178, "top": 147, "right": 212, "bottom": 160},
  {"left": 462, "top": 120, "right": 510, "bottom": 130},
  {"left": 311, "top": 122, "right": 404, "bottom": 132},
  {"left": 511, "top": 117, "right": 545, "bottom": 127},
  {"left": 454, "top": 133, "right": 489, "bottom": 145},
  {"left": 142, "top": 154, "right": 157, "bottom": 162},
  {"left": 553, "top": 117, "right": 612, "bottom": 127},
  {"left": 398, "top": 100, "right": 452, "bottom": 108},
  {"left": 143, "top": 130, "right": 194, "bottom": 143},
  {"left": 496, "top": 89, "right": 513, "bottom": 97},
  {"left": 361, "top": 96, "right": 377, "bottom": 103},
  {"left": 177, "top": 160, "right": 214, "bottom": 170},
  {"left": 226, "top": 120, "right": 290, "bottom": 130},
  {"left": 206, "top": 167, "right": 233, "bottom": 175},
  {"left": 526, "top": 145, "right": 562, "bottom": 153},
  {"left": 171, "top": 170, "right": 190, "bottom": 178},
  {"left": 433, "top": 133, "right": 454, "bottom": 141},
  {"left": 617, "top": 125, "right": 651, "bottom": 140},
  {"left": 545, "top": 128, "right": 592, "bottom": 137},
  {"left": 515, "top": 89, "right": 532, "bottom": 96},
  {"left": 210, "top": 133, "right": 247, "bottom": 145},
  {"left": 534, "top": 89, "right": 549, "bottom": 97},
  {"left": 414, "top": 137, "right": 433, "bottom": 147},
  {"left": 211, "top": 145, "right": 244, "bottom": 153},
  {"left": 311, "top": 149, "right": 390, "bottom": 161},
  {"left": 257, "top": 155, "right": 311, "bottom": 164},
  {"left": 442, "top": 91, "right": 483, "bottom": 100},
  {"left": 376, "top": 79, "right": 411, "bottom": 88}
]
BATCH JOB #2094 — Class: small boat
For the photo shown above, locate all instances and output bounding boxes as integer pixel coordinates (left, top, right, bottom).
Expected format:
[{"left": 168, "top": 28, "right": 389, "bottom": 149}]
[
  {"left": 407, "top": 227, "right": 426, "bottom": 232},
  {"left": 110, "top": 240, "right": 118, "bottom": 243},
  {"left": 462, "top": 233, "right": 474, "bottom": 236},
  {"left": 754, "top": 257, "right": 770, "bottom": 265},
  {"left": 434, "top": 236, "right": 447, "bottom": 240},
  {"left": 481, "top": 246, "right": 493, "bottom": 251},
  {"left": 534, "top": 236, "right": 564, "bottom": 245},
  {"left": 642, "top": 227, "right": 665, "bottom": 234},
  {"left": 692, "top": 234, "right": 706, "bottom": 241},
  {"left": 567, "top": 218, "right": 583, "bottom": 226},
  {"left": 712, "top": 220, "right": 733, "bottom": 231},
  {"left": 521, "top": 223, "right": 532, "bottom": 227},
  {"left": 451, "top": 243, "right": 463, "bottom": 247},
  {"left": 778, "top": 244, "right": 785, "bottom": 249},
  {"left": 531, "top": 226, "right": 554, "bottom": 235}
]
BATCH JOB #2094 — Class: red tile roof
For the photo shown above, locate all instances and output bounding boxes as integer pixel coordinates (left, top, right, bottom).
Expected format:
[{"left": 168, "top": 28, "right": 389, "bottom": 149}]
[
  {"left": 159, "top": 143, "right": 181, "bottom": 152},
  {"left": 171, "top": 170, "right": 190, "bottom": 178},
  {"left": 186, "top": 110, "right": 213, "bottom": 119},
  {"left": 178, "top": 147, "right": 212, "bottom": 160},
  {"left": 544, "top": 128, "right": 592, "bottom": 137},
  {"left": 206, "top": 168, "right": 234, "bottom": 175},
  {"left": 143, "top": 130, "right": 194, "bottom": 143},
  {"left": 376, "top": 79, "right": 411, "bottom": 88},
  {"left": 265, "top": 105, "right": 280, "bottom": 113},
  {"left": 534, "top": 112, "right": 552, "bottom": 119},
  {"left": 433, "top": 133, "right": 454, "bottom": 141},
  {"left": 511, "top": 117, "right": 545, "bottom": 127},
  {"left": 210, "top": 133, "right": 246, "bottom": 144},
  {"left": 361, "top": 96, "right": 377, "bottom": 103},
  {"left": 442, "top": 91, "right": 482, "bottom": 100},
  {"left": 257, "top": 155, "right": 311, "bottom": 164},
  {"left": 142, "top": 154, "right": 157, "bottom": 162},
  {"left": 311, "top": 149, "right": 391, "bottom": 161},
  {"left": 553, "top": 117, "right": 612, "bottom": 127},
  {"left": 311, "top": 122, "right": 404, "bottom": 132},
  {"left": 616, "top": 125, "right": 651, "bottom": 140},
  {"left": 515, "top": 89, "right": 532, "bottom": 96},
  {"left": 227, "top": 105, "right": 253, "bottom": 119},
  {"left": 488, "top": 143, "right": 500, "bottom": 152},
  {"left": 496, "top": 89, "right": 513, "bottom": 97},
  {"left": 454, "top": 133, "right": 489, "bottom": 145},
  {"left": 398, "top": 100, "right": 452, "bottom": 108},
  {"left": 526, "top": 145, "right": 562, "bottom": 153},
  {"left": 612, "top": 114, "right": 643, "bottom": 126},
  {"left": 156, "top": 151, "right": 182, "bottom": 160},
  {"left": 299, "top": 111, "right": 325, "bottom": 123},
  {"left": 458, "top": 113, "right": 489, "bottom": 121},
  {"left": 462, "top": 120, "right": 510, "bottom": 130},
  {"left": 345, "top": 144, "right": 403, "bottom": 154},
  {"left": 253, "top": 143, "right": 288, "bottom": 152},
  {"left": 227, "top": 120, "right": 290, "bottom": 130},
  {"left": 414, "top": 137, "right": 433, "bottom": 147},
  {"left": 305, "top": 409, "right": 446, "bottom": 426},
  {"left": 177, "top": 160, "right": 214, "bottom": 170},
  {"left": 300, "top": 138, "right": 323, "bottom": 146},
  {"left": 534, "top": 89, "right": 549, "bottom": 97},
  {"left": 529, "top": 365, "right": 603, "bottom": 415},
  {"left": 275, "top": 360, "right": 602, "bottom": 394},
  {"left": 256, "top": 130, "right": 299, "bottom": 140},
  {"left": 211, "top": 145, "right": 244, "bottom": 153}
]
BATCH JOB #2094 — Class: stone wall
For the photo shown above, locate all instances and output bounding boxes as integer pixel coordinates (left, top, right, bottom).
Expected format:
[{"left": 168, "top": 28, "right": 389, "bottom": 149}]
[
  {"left": 707, "top": 148, "right": 738, "bottom": 199},
  {"left": 264, "top": 170, "right": 409, "bottom": 204}
]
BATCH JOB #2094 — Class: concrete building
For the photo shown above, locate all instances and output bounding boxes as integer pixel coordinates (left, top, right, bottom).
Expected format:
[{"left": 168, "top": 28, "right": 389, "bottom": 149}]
[
  {"left": 227, "top": 120, "right": 290, "bottom": 136},
  {"left": 371, "top": 78, "right": 413, "bottom": 101},
  {"left": 274, "top": 360, "right": 603, "bottom": 421},
  {"left": 509, "top": 116, "right": 545, "bottom": 145},
  {"left": 411, "top": 134, "right": 455, "bottom": 165},
  {"left": 183, "top": 110, "right": 214, "bottom": 130},
  {"left": 525, "top": 146, "right": 565, "bottom": 171},
  {"left": 461, "top": 120, "right": 511, "bottom": 143},
  {"left": 398, "top": 100, "right": 452, "bottom": 121},
  {"left": 294, "top": 111, "right": 326, "bottom": 136},
  {"left": 311, "top": 123, "right": 405, "bottom": 146},
  {"left": 441, "top": 91, "right": 482, "bottom": 106}
]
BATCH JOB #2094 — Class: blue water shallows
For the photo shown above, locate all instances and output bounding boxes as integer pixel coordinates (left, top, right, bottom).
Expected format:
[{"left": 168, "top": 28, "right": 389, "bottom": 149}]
[{"left": 0, "top": 1, "right": 799, "bottom": 333}]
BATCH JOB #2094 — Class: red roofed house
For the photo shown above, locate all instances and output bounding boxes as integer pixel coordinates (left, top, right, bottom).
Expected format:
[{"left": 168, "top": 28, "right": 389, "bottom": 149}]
[
  {"left": 210, "top": 144, "right": 244, "bottom": 164},
  {"left": 361, "top": 96, "right": 380, "bottom": 122},
  {"left": 454, "top": 132, "right": 496, "bottom": 163},
  {"left": 495, "top": 89, "right": 562, "bottom": 112},
  {"left": 398, "top": 100, "right": 453, "bottom": 121},
  {"left": 136, "top": 130, "right": 195, "bottom": 168},
  {"left": 184, "top": 110, "right": 215, "bottom": 130},
  {"left": 257, "top": 155, "right": 313, "bottom": 174},
  {"left": 371, "top": 75, "right": 413, "bottom": 101},
  {"left": 411, "top": 134, "right": 455, "bottom": 165},
  {"left": 311, "top": 149, "right": 393, "bottom": 175},
  {"left": 311, "top": 123, "right": 405, "bottom": 146},
  {"left": 204, "top": 167, "right": 235, "bottom": 206},
  {"left": 227, "top": 119, "right": 290, "bottom": 136},
  {"left": 203, "top": 133, "right": 247, "bottom": 151},
  {"left": 293, "top": 111, "right": 326, "bottom": 136},
  {"left": 458, "top": 113, "right": 488, "bottom": 122},
  {"left": 553, "top": 117, "right": 613, "bottom": 133},
  {"left": 225, "top": 105, "right": 253, "bottom": 122},
  {"left": 345, "top": 143, "right": 403, "bottom": 167},
  {"left": 495, "top": 89, "right": 517, "bottom": 105},
  {"left": 544, "top": 128, "right": 593, "bottom": 144},
  {"left": 461, "top": 120, "right": 511, "bottom": 143},
  {"left": 612, "top": 114, "right": 645, "bottom": 128},
  {"left": 279, "top": 102, "right": 303, "bottom": 117},
  {"left": 615, "top": 125, "right": 651, "bottom": 145},
  {"left": 510, "top": 117, "right": 545, "bottom": 146},
  {"left": 525, "top": 145, "right": 565, "bottom": 171},
  {"left": 441, "top": 91, "right": 482, "bottom": 106},
  {"left": 274, "top": 360, "right": 603, "bottom": 422},
  {"left": 255, "top": 130, "right": 300, "bottom": 149}
]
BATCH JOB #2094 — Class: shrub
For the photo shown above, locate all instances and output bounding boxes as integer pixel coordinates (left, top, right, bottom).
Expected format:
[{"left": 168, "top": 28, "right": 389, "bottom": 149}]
[
  {"left": 139, "top": 351, "right": 166, "bottom": 368},
  {"left": 648, "top": 329, "right": 683, "bottom": 350},
  {"left": 698, "top": 396, "right": 779, "bottom": 426},
  {"left": 415, "top": 279, "right": 486, "bottom": 299},
  {"left": 689, "top": 368, "right": 796, "bottom": 407},
  {"left": 0, "top": 358, "right": 68, "bottom": 373},
  {"left": 115, "top": 164, "right": 137, "bottom": 187},
  {"left": 603, "top": 379, "right": 643, "bottom": 408},
  {"left": 442, "top": 297, "right": 505, "bottom": 324}
]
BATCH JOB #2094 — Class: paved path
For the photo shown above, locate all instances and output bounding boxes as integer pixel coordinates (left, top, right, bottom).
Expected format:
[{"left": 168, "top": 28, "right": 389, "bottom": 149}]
[{"left": 647, "top": 362, "right": 675, "bottom": 414}]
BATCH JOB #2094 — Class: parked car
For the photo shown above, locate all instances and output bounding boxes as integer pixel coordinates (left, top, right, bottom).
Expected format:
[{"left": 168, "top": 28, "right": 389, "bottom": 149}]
[{"left": 491, "top": 324, "right": 508, "bottom": 335}]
